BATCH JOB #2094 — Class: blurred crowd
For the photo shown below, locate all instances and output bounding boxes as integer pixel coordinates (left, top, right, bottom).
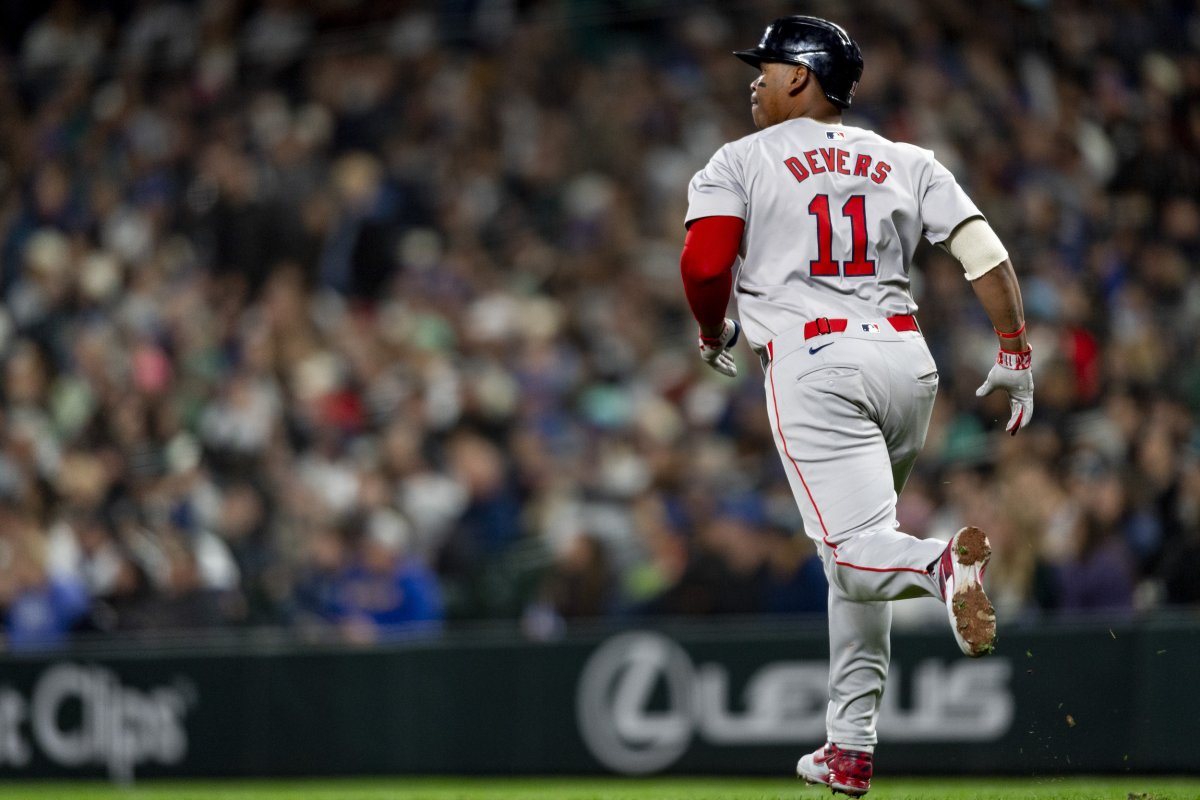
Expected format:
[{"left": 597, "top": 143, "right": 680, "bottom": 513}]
[{"left": 0, "top": 0, "right": 1198, "bottom": 650}]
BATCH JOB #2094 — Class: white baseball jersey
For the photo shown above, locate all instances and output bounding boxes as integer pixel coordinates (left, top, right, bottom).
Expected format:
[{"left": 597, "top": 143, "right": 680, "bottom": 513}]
[{"left": 685, "top": 117, "right": 982, "bottom": 349}]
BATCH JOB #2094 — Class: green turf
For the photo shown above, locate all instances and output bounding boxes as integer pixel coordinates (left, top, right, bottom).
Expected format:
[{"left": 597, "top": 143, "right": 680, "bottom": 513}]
[{"left": 0, "top": 778, "right": 1196, "bottom": 800}]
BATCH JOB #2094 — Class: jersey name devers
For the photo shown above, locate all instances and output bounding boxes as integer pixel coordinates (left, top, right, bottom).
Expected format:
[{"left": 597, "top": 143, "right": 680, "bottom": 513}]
[{"left": 784, "top": 149, "right": 892, "bottom": 185}]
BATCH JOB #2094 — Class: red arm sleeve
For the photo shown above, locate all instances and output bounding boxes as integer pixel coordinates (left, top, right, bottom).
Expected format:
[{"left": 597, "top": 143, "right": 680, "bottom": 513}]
[{"left": 680, "top": 215, "right": 745, "bottom": 329}]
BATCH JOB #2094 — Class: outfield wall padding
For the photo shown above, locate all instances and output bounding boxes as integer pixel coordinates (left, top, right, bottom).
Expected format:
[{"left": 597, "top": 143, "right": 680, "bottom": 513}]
[{"left": 0, "top": 619, "right": 1194, "bottom": 778}]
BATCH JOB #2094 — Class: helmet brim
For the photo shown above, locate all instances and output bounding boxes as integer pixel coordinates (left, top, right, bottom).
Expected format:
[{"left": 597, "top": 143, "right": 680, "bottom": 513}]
[
  {"left": 733, "top": 48, "right": 768, "bottom": 68},
  {"left": 734, "top": 47, "right": 807, "bottom": 70}
]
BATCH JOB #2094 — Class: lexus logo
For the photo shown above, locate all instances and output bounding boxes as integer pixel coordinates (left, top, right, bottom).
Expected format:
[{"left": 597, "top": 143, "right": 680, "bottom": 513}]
[
  {"left": 576, "top": 631, "right": 1014, "bottom": 775},
  {"left": 576, "top": 632, "right": 695, "bottom": 774}
]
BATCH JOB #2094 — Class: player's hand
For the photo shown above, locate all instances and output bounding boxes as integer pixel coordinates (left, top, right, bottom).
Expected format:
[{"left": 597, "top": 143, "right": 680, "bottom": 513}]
[
  {"left": 698, "top": 318, "right": 741, "bottom": 378},
  {"left": 975, "top": 347, "right": 1034, "bottom": 435}
]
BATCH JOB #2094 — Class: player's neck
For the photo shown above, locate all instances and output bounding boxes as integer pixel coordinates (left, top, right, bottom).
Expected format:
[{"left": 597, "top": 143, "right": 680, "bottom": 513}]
[
  {"left": 801, "top": 110, "right": 842, "bottom": 124},
  {"left": 786, "top": 94, "right": 842, "bottom": 125},
  {"left": 782, "top": 109, "right": 842, "bottom": 126}
]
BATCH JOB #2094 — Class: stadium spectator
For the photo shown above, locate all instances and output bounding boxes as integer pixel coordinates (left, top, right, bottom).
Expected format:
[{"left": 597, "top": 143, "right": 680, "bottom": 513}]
[{"left": 0, "top": 0, "right": 1195, "bottom": 647}]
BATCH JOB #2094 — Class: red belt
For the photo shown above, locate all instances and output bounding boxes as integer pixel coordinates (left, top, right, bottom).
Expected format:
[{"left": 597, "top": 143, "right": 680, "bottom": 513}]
[{"left": 802, "top": 314, "right": 919, "bottom": 340}]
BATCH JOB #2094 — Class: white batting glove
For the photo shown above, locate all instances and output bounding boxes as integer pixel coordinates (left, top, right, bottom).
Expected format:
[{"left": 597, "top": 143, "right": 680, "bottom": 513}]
[
  {"left": 976, "top": 347, "right": 1034, "bottom": 435},
  {"left": 698, "top": 318, "right": 741, "bottom": 378}
]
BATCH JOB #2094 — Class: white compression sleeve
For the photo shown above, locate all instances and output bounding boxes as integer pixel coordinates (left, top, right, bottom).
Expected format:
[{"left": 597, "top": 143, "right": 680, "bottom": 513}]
[{"left": 942, "top": 217, "right": 1009, "bottom": 280}]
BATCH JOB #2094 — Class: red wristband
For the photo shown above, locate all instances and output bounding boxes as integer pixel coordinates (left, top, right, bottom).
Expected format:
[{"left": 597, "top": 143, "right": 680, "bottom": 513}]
[
  {"left": 994, "top": 322, "right": 1026, "bottom": 339},
  {"left": 997, "top": 346, "right": 1032, "bottom": 370}
]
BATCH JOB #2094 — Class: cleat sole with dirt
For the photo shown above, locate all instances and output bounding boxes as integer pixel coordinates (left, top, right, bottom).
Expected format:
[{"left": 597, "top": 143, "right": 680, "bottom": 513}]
[{"left": 944, "top": 527, "right": 997, "bottom": 658}]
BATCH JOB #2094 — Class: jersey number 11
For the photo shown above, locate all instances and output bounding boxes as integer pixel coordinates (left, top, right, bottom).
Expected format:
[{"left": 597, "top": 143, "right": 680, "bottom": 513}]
[{"left": 807, "top": 194, "right": 876, "bottom": 277}]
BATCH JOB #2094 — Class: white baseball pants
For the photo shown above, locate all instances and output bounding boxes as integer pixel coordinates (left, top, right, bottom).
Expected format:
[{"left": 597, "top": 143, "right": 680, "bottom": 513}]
[{"left": 762, "top": 320, "right": 947, "bottom": 749}]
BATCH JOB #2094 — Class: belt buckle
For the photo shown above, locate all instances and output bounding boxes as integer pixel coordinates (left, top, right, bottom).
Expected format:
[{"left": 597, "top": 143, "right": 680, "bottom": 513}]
[{"left": 816, "top": 317, "right": 832, "bottom": 336}]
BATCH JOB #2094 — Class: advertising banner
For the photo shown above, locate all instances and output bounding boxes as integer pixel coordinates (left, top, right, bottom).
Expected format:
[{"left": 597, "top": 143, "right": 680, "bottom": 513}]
[{"left": 0, "top": 619, "right": 1194, "bottom": 778}]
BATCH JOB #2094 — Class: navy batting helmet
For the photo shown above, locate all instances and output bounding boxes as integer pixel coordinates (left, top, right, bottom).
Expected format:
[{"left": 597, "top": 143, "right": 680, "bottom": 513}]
[{"left": 734, "top": 16, "right": 864, "bottom": 109}]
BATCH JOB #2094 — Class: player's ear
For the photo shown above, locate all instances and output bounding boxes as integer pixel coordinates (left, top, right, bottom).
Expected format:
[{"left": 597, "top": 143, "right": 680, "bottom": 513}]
[{"left": 788, "top": 64, "right": 810, "bottom": 95}]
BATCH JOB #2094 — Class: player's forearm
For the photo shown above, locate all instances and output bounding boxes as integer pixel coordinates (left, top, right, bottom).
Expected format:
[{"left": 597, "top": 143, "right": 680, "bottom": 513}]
[
  {"left": 685, "top": 271, "right": 733, "bottom": 337},
  {"left": 969, "top": 259, "right": 1029, "bottom": 351},
  {"left": 680, "top": 216, "right": 745, "bottom": 335}
]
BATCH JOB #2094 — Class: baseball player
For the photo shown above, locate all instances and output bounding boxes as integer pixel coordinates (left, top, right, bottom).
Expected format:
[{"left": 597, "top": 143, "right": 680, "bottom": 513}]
[{"left": 679, "top": 16, "right": 1033, "bottom": 797}]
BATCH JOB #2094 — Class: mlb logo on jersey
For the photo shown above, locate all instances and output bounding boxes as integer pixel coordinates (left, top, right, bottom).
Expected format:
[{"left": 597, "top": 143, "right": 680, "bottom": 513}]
[
  {"left": 861, "top": 323, "right": 881, "bottom": 333},
  {"left": 826, "top": 130, "right": 846, "bottom": 139}
]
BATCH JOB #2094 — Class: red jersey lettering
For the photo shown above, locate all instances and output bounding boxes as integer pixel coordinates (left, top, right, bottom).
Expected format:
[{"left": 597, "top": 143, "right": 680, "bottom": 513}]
[
  {"left": 804, "top": 149, "right": 826, "bottom": 174},
  {"left": 819, "top": 148, "right": 838, "bottom": 172},
  {"left": 785, "top": 157, "right": 810, "bottom": 183},
  {"left": 835, "top": 148, "right": 851, "bottom": 175}
]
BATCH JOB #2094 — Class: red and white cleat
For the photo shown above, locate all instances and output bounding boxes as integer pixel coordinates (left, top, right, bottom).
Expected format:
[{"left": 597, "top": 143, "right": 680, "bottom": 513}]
[
  {"left": 937, "top": 526, "right": 997, "bottom": 657},
  {"left": 797, "top": 742, "right": 873, "bottom": 797}
]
